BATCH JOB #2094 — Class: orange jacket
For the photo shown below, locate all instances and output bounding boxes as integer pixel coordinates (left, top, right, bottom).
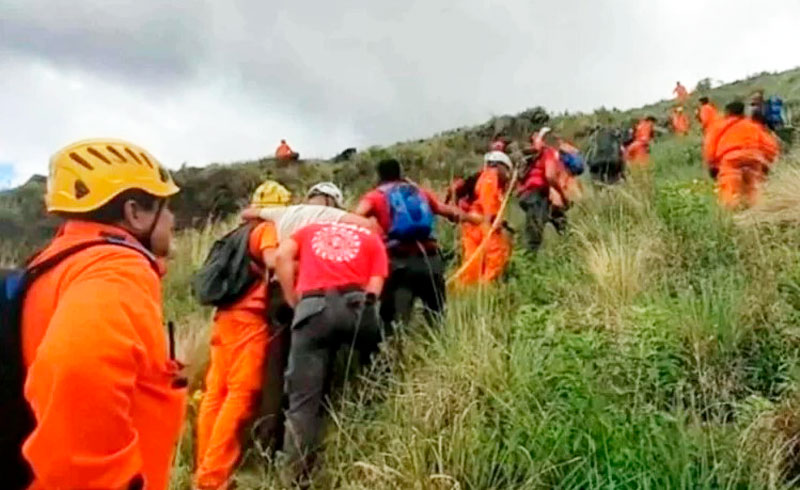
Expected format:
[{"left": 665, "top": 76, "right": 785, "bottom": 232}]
[
  {"left": 671, "top": 112, "right": 689, "bottom": 134},
  {"left": 698, "top": 104, "right": 719, "bottom": 131},
  {"left": 470, "top": 167, "right": 507, "bottom": 218},
  {"left": 703, "top": 115, "right": 779, "bottom": 169},
  {"left": 22, "top": 221, "right": 186, "bottom": 490},
  {"left": 275, "top": 141, "right": 294, "bottom": 159},
  {"left": 674, "top": 84, "right": 688, "bottom": 101},
  {"left": 635, "top": 120, "right": 654, "bottom": 143}
]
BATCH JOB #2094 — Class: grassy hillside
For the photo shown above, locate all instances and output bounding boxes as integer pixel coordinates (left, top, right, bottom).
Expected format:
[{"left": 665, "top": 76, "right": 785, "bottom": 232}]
[
  {"left": 163, "top": 138, "right": 800, "bottom": 488},
  {"left": 3, "top": 67, "right": 800, "bottom": 488}
]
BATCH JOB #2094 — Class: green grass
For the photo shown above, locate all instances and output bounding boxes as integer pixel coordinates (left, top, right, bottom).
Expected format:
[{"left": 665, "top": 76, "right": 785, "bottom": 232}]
[{"left": 157, "top": 134, "right": 800, "bottom": 489}]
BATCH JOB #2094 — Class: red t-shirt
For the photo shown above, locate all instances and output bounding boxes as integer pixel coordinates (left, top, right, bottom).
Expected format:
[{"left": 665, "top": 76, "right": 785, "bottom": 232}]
[
  {"left": 518, "top": 146, "right": 559, "bottom": 195},
  {"left": 292, "top": 222, "right": 389, "bottom": 294},
  {"left": 359, "top": 183, "right": 443, "bottom": 236}
]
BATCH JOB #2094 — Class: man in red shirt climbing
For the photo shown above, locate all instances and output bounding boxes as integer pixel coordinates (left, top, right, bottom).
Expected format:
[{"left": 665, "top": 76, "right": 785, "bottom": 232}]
[
  {"left": 354, "top": 159, "right": 482, "bottom": 327},
  {"left": 275, "top": 221, "right": 388, "bottom": 484}
]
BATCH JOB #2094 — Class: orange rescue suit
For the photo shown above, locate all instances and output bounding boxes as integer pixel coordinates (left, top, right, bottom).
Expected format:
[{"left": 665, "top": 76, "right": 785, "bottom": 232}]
[
  {"left": 21, "top": 220, "right": 186, "bottom": 490},
  {"left": 703, "top": 115, "right": 780, "bottom": 208},
  {"left": 671, "top": 111, "right": 690, "bottom": 135},
  {"left": 625, "top": 119, "right": 654, "bottom": 165},
  {"left": 195, "top": 222, "right": 277, "bottom": 489},
  {"left": 457, "top": 167, "right": 511, "bottom": 285},
  {"left": 275, "top": 141, "right": 294, "bottom": 160},
  {"left": 698, "top": 103, "right": 719, "bottom": 132}
]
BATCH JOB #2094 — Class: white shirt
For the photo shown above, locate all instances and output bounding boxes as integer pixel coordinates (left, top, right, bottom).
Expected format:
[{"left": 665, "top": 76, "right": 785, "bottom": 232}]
[{"left": 258, "top": 205, "right": 348, "bottom": 241}]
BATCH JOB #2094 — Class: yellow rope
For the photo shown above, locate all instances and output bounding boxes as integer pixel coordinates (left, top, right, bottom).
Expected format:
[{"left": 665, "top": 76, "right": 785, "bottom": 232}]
[{"left": 446, "top": 168, "right": 519, "bottom": 286}]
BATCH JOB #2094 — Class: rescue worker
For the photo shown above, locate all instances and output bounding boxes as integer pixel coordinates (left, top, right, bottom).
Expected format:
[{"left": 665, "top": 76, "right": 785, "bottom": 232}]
[
  {"left": 457, "top": 151, "right": 513, "bottom": 285},
  {"left": 517, "top": 128, "right": 572, "bottom": 251},
  {"left": 354, "top": 159, "right": 483, "bottom": 327},
  {"left": 697, "top": 97, "right": 719, "bottom": 132},
  {"left": 275, "top": 140, "right": 298, "bottom": 161},
  {"left": 671, "top": 106, "right": 690, "bottom": 135},
  {"left": 195, "top": 180, "right": 290, "bottom": 490},
  {"left": 625, "top": 116, "right": 656, "bottom": 165},
  {"left": 674, "top": 81, "right": 689, "bottom": 103},
  {"left": 21, "top": 139, "right": 185, "bottom": 490},
  {"left": 275, "top": 220, "right": 388, "bottom": 484},
  {"left": 703, "top": 101, "right": 780, "bottom": 209}
]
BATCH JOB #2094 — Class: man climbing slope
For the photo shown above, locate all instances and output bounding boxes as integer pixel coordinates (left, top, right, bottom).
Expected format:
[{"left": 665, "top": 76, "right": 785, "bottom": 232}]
[
  {"left": 697, "top": 97, "right": 719, "bottom": 132},
  {"left": 457, "top": 151, "right": 513, "bottom": 285},
  {"left": 195, "top": 180, "right": 290, "bottom": 490},
  {"left": 703, "top": 101, "right": 780, "bottom": 209},
  {"left": 674, "top": 81, "right": 689, "bottom": 104},
  {"left": 275, "top": 221, "right": 388, "bottom": 484},
  {"left": 20, "top": 139, "right": 185, "bottom": 490},
  {"left": 671, "top": 107, "right": 690, "bottom": 135},
  {"left": 355, "top": 159, "right": 483, "bottom": 327},
  {"left": 625, "top": 116, "right": 656, "bottom": 165}
]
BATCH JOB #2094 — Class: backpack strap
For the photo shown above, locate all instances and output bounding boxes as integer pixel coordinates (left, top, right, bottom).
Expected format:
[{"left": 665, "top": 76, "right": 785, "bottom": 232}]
[{"left": 25, "top": 236, "right": 158, "bottom": 284}]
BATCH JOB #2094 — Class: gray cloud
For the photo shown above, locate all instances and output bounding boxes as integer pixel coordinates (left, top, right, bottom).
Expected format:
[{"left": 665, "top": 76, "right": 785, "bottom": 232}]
[{"left": 1, "top": 0, "right": 799, "bottom": 181}]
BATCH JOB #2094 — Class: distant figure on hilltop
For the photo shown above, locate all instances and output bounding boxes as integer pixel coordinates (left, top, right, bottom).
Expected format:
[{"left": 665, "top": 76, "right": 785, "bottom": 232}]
[
  {"left": 703, "top": 101, "right": 780, "bottom": 209},
  {"left": 673, "top": 81, "right": 689, "bottom": 104},
  {"left": 275, "top": 139, "right": 299, "bottom": 161}
]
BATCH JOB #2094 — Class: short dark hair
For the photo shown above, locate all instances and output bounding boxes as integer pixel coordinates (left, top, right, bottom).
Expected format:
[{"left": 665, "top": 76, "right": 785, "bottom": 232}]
[
  {"left": 377, "top": 159, "right": 402, "bottom": 183},
  {"left": 699, "top": 96, "right": 709, "bottom": 104},
  {"left": 60, "top": 189, "right": 160, "bottom": 224},
  {"left": 725, "top": 101, "right": 745, "bottom": 116},
  {"left": 646, "top": 116, "right": 657, "bottom": 122}
]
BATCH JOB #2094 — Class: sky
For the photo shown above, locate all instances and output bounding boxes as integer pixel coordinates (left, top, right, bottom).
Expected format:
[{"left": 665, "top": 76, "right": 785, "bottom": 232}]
[{"left": 1, "top": 0, "right": 799, "bottom": 184}]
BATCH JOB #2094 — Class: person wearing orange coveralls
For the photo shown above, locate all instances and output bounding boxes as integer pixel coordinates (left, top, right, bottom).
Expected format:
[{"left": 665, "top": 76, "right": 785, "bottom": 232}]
[
  {"left": 275, "top": 139, "right": 299, "bottom": 161},
  {"left": 697, "top": 96, "right": 719, "bottom": 132},
  {"left": 195, "top": 180, "right": 291, "bottom": 490},
  {"left": 703, "top": 101, "right": 780, "bottom": 209},
  {"left": 457, "top": 151, "right": 513, "bottom": 285},
  {"left": 671, "top": 106, "right": 690, "bottom": 135},
  {"left": 674, "top": 81, "right": 689, "bottom": 103},
  {"left": 625, "top": 116, "right": 656, "bottom": 165},
  {"left": 21, "top": 139, "right": 185, "bottom": 490}
]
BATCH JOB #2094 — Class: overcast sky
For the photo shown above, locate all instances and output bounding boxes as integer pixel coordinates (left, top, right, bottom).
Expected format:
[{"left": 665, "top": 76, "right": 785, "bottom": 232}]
[{"left": 1, "top": 0, "right": 799, "bottom": 185}]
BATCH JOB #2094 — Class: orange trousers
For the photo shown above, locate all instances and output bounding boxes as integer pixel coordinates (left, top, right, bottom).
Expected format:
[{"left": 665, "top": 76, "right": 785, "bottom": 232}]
[
  {"left": 196, "top": 313, "right": 268, "bottom": 489},
  {"left": 625, "top": 141, "right": 650, "bottom": 166},
  {"left": 717, "top": 160, "right": 765, "bottom": 209},
  {"left": 458, "top": 222, "right": 511, "bottom": 285}
]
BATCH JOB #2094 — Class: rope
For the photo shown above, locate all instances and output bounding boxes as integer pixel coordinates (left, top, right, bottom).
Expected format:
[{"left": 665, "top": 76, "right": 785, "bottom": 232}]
[{"left": 445, "top": 167, "right": 519, "bottom": 286}]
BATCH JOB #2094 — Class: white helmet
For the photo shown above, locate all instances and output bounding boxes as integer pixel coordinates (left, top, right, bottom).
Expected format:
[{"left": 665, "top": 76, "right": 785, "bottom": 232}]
[
  {"left": 307, "top": 181, "right": 344, "bottom": 208},
  {"left": 484, "top": 151, "right": 513, "bottom": 169}
]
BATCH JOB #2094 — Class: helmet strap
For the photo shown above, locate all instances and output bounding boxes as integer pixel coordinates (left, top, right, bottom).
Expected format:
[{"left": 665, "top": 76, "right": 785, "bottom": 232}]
[{"left": 143, "top": 199, "right": 166, "bottom": 252}]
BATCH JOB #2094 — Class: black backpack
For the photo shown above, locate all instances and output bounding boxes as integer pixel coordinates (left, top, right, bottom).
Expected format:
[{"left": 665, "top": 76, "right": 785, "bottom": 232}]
[
  {"left": 586, "top": 127, "right": 624, "bottom": 167},
  {"left": 0, "top": 236, "right": 157, "bottom": 490},
  {"left": 192, "top": 223, "right": 260, "bottom": 307}
]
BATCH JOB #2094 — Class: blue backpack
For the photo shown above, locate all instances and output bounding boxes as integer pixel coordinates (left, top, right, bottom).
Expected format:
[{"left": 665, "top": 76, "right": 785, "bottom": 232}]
[
  {"left": 765, "top": 96, "right": 784, "bottom": 129},
  {"left": 0, "top": 236, "right": 157, "bottom": 490},
  {"left": 560, "top": 150, "right": 585, "bottom": 176},
  {"left": 380, "top": 182, "right": 435, "bottom": 242}
]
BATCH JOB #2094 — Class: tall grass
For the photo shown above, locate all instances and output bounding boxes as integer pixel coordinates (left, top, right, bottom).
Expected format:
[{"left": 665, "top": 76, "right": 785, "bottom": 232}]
[{"left": 151, "top": 136, "right": 800, "bottom": 489}]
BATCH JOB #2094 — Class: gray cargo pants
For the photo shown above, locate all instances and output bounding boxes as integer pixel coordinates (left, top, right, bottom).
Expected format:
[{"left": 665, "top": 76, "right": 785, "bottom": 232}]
[{"left": 280, "top": 289, "right": 381, "bottom": 479}]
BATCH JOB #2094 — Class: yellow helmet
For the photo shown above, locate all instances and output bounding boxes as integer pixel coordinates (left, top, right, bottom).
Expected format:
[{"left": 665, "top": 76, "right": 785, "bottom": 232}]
[
  {"left": 46, "top": 138, "right": 179, "bottom": 213},
  {"left": 251, "top": 180, "right": 291, "bottom": 208}
]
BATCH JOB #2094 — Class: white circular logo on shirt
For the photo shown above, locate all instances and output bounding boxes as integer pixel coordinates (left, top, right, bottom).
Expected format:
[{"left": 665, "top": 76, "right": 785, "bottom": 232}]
[{"left": 311, "top": 224, "right": 362, "bottom": 262}]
